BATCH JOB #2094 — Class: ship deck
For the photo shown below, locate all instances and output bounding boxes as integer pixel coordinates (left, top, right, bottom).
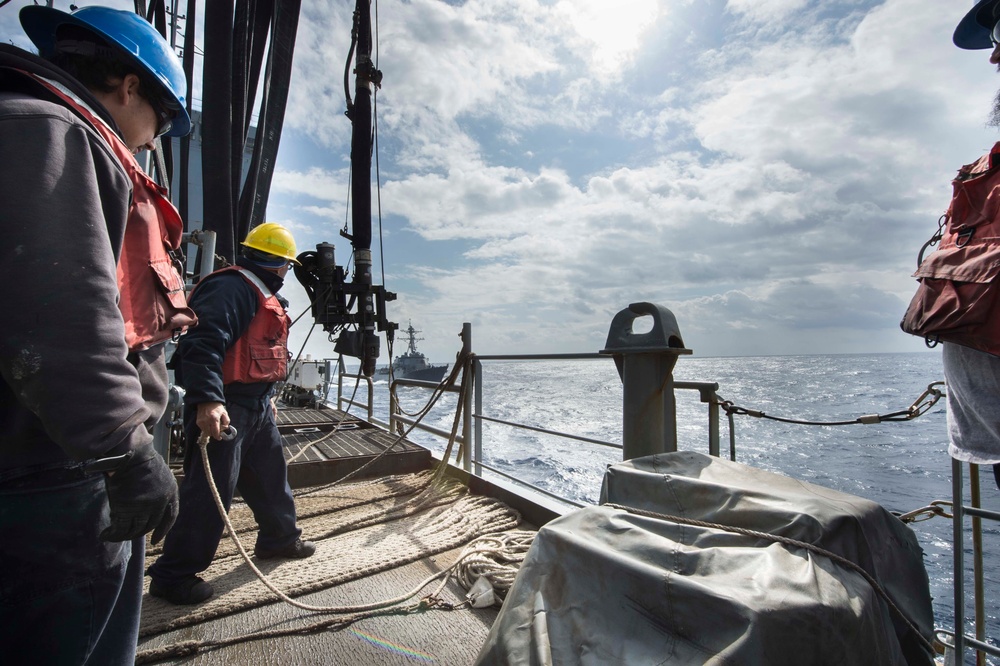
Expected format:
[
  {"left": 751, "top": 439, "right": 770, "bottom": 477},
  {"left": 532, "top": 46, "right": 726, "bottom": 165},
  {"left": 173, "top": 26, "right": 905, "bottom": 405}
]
[{"left": 136, "top": 406, "right": 538, "bottom": 665}]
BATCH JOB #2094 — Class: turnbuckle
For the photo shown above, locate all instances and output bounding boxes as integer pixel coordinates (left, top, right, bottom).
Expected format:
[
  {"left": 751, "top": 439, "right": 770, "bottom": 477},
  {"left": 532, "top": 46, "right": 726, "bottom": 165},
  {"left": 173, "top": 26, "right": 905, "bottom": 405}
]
[{"left": 419, "top": 594, "right": 467, "bottom": 611}]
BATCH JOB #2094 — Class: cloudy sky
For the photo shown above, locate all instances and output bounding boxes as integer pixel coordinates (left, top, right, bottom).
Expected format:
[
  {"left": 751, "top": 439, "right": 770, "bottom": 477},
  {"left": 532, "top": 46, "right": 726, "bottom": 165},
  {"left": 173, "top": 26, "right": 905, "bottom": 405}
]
[{"left": 4, "top": 0, "right": 999, "bottom": 365}]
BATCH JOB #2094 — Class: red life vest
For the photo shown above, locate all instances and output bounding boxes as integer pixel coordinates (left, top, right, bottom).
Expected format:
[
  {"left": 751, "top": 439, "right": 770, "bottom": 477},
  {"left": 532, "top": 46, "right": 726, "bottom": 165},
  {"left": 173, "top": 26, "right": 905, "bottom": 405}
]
[
  {"left": 30, "top": 74, "right": 196, "bottom": 352},
  {"left": 208, "top": 267, "right": 290, "bottom": 385},
  {"left": 901, "top": 141, "right": 1000, "bottom": 355}
]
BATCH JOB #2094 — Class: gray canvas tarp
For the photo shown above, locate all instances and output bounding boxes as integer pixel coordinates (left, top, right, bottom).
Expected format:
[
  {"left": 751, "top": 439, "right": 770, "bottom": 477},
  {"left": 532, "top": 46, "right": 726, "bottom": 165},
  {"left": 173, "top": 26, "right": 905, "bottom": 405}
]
[{"left": 476, "top": 451, "right": 935, "bottom": 665}]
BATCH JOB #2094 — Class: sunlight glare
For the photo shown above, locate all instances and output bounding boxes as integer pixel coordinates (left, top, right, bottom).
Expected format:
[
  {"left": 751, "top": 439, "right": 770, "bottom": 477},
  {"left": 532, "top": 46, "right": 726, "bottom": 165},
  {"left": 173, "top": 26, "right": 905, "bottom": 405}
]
[{"left": 556, "top": 0, "right": 660, "bottom": 78}]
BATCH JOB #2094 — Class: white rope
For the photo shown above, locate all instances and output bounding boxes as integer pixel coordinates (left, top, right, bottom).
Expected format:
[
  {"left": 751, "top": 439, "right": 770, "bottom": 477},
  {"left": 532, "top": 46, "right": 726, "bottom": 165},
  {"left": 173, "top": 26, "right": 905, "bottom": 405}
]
[
  {"left": 292, "top": 350, "right": 467, "bottom": 496},
  {"left": 195, "top": 399, "right": 528, "bottom": 616},
  {"left": 199, "top": 433, "right": 462, "bottom": 614},
  {"left": 453, "top": 530, "right": 536, "bottom": 600}
]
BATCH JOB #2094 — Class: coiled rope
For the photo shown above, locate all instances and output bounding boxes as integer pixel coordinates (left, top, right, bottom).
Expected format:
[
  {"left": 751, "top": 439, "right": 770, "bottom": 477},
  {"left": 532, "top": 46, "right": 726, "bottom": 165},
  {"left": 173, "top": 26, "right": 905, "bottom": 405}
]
[{"left": 453, "top": 530, "right": 536, "bottom": 599}]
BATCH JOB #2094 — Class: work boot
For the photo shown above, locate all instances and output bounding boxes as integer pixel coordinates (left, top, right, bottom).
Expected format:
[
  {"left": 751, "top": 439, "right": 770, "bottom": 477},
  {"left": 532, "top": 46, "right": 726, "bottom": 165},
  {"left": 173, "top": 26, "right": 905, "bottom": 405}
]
[
  {"left": 148, "top": 576, "right": 214, "bottom": 605},
  {"left": 254, "top": 538, "right": 316, "bottom": 560}
]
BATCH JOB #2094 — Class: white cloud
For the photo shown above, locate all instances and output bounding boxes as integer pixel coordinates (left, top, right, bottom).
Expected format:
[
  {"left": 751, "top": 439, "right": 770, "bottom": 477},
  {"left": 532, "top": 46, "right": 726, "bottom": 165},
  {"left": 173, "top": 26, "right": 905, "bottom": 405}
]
[
  {"left": 726, "top": 0, "right": 810, "bottom": 24},
  {"left": 5, "top": 0, "right": 987, "bottom": 361}
]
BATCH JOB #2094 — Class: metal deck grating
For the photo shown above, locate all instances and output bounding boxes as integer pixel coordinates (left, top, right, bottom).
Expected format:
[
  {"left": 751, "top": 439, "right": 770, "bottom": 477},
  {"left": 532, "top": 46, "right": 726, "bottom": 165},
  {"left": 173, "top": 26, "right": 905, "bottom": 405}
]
[
  {"left": 276, "top": 405, "right": 364, "bottom": 427},
  {"left": 276, "top": 406, "right": 430, "bottom": 486}
]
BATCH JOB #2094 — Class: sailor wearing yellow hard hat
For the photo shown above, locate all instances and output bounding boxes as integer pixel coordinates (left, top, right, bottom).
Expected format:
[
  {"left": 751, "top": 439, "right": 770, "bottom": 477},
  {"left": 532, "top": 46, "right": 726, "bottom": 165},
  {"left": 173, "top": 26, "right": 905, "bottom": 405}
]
[{"left": 147, "top": 222, "right": 315, "bottom": 606}]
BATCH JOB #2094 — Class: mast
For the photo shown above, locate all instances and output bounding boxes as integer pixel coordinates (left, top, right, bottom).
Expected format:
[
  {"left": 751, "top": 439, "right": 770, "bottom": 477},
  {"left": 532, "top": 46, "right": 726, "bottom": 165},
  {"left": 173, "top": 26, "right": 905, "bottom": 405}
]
[
  {"left": 404, "top": 323, "right": 423, "bottom": 356},
  {"left": 346, "top": 0, "right": 380, "bottom": 376},
  {"left": 294, "top": 0, "right": 395, "bottom": 376}
]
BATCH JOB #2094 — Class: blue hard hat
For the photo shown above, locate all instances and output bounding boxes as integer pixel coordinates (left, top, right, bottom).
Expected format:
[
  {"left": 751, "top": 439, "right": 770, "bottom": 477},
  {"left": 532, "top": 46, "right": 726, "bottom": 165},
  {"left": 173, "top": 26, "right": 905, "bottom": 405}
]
[
  {"left": 954, "top": 0, "right": 1000, "bottom": 50},
  {"left": 20, "top": 5, "right": 191, "bottom": 137}
]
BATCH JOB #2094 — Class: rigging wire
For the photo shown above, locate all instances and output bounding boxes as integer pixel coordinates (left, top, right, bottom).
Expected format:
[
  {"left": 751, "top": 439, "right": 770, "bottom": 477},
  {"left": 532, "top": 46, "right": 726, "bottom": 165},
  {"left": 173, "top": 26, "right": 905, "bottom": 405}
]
[{"left": 371, "top": 0, "right": 396, "bottom": 372}]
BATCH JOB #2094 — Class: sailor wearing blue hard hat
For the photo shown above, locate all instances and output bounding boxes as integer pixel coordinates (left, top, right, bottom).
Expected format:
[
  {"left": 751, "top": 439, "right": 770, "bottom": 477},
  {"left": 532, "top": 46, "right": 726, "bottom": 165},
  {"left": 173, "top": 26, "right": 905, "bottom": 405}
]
[
  {"left": 19, "top": 4, "right": 191, "bottom": 139},
  {"left": 0, "top": 6, "right": 195, "bottom": 665}
]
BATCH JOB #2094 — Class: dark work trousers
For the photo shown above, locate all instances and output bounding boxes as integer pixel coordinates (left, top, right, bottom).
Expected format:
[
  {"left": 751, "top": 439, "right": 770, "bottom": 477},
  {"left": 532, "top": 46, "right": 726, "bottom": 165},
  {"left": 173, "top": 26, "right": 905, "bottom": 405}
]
[
  {"left": 146, "top": 397, "right": 301, "bottom": 587},
  {"left": 0, "top": 470, "right": 144, "bottom": 665}
]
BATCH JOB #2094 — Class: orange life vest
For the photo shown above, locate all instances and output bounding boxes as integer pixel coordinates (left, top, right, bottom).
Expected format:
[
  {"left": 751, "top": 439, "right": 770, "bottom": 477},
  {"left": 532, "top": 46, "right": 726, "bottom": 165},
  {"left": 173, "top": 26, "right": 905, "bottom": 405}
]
[
  {"left": 901, "top": 141, "right": 1000, "bottom": 355},
  {"left": 209, "top": 267, "right": 290, "bottom": 385},
  {"left": 31, "top": 74, "right": 196, "bottom": 352}
]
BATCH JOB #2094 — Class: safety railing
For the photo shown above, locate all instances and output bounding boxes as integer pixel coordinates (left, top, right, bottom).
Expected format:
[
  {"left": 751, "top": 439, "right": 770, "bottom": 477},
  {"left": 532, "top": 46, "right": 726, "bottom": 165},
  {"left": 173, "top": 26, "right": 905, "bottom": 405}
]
[
  {"left": 948, "top": 461, "right": 1000, "bottom": 665},
  {"left": 332, "top": 351, "right": 727, "bottom": 510},
  {"left": 336, "top": 370, "right": 374, "bottom": 423},
  {"left": 388, "top": 376, "right": 465, "bottom": 443},
  {"left": 463, "top": 353, "right": 726, "bottom": 509}
]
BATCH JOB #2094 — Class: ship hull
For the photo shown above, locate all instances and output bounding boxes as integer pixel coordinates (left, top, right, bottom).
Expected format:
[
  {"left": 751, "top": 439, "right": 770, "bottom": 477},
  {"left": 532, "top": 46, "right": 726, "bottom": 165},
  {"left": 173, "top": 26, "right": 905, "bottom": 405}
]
[{"left": 404, "top": 364, "right": 448, "bottom": 382}]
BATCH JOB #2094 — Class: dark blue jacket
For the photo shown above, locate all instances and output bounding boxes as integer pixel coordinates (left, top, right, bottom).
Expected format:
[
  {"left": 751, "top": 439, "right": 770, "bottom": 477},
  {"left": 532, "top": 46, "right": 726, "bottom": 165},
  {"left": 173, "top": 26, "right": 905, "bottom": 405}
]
[{"left": 174, "top": 258, "right": 288, "bottom": 407}]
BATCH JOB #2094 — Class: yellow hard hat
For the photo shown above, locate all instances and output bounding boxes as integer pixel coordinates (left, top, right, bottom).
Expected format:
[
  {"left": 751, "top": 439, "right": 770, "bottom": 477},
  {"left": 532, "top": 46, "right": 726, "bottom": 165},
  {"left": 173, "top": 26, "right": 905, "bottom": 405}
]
[{"left": 241, "top": 222, "right": 299, "bottom": 264}]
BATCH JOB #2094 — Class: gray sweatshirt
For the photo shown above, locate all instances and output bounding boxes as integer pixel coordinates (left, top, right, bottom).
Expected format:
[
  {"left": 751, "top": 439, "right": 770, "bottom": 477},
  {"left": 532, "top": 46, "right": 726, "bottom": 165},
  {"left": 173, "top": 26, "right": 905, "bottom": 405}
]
[{"left": 0, "top": 49, "right": 159, "bottom": 475}]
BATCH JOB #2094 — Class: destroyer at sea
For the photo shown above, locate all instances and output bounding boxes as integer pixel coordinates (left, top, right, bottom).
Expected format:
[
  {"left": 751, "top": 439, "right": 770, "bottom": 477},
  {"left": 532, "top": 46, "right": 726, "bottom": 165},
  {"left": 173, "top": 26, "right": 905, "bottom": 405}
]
[{"left": 376, "top": 322, "right": 448, "bottom": 382}]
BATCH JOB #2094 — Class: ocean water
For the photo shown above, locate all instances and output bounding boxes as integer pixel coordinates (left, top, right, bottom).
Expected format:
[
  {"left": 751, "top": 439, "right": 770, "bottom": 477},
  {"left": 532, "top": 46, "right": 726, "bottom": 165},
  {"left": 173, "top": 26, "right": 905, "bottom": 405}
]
[{"left": 347, "top": 351, "right": 999, "bottom": 658}]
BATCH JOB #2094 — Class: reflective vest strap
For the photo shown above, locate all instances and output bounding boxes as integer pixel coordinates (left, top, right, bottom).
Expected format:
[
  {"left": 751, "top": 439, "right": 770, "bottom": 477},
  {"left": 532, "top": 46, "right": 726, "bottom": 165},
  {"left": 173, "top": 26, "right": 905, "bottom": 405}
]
[{"left": 234, "top": 268, "right": 274, "bottom": 301}]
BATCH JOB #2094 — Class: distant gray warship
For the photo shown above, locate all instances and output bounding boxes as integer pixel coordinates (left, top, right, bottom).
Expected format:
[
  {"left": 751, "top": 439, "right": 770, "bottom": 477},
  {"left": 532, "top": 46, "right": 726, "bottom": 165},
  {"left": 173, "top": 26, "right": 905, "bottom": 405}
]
[{"left": 376, "top": 322, "right": 448, "bottom": 382}]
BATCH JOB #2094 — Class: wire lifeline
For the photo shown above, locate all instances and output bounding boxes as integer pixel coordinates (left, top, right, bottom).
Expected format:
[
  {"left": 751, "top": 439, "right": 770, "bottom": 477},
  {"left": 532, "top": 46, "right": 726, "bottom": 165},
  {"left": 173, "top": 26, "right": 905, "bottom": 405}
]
[{"left": 715, "top": 381, "right": 945, "bottom": 427}]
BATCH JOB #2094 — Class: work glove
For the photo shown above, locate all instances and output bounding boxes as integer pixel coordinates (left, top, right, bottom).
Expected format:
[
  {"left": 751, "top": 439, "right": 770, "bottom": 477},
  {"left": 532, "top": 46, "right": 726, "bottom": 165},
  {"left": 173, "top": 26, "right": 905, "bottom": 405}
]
[{"left": 98, "top": 444, "right": 178, "bottom": 545}]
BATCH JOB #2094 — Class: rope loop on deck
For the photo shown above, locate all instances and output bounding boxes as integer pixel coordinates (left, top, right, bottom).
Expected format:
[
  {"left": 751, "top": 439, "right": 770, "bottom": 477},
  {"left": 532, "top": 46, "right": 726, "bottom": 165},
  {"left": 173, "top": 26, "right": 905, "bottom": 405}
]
[
  {"left": 293, "top": 343, "right": 473, "bottom": 496},
  {"left": 454, "top": 530, "right": 536, "bottom": 602},
  {"left": 199, "top": 432, "right": 452, "bottom": 615}
]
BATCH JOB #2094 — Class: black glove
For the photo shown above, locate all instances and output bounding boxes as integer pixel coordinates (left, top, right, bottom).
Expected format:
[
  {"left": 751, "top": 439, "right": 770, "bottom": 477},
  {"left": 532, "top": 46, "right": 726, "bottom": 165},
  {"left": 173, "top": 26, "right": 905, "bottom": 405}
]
[{"left": 99, "top": 444, "right": 178, "bottom": 545}]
